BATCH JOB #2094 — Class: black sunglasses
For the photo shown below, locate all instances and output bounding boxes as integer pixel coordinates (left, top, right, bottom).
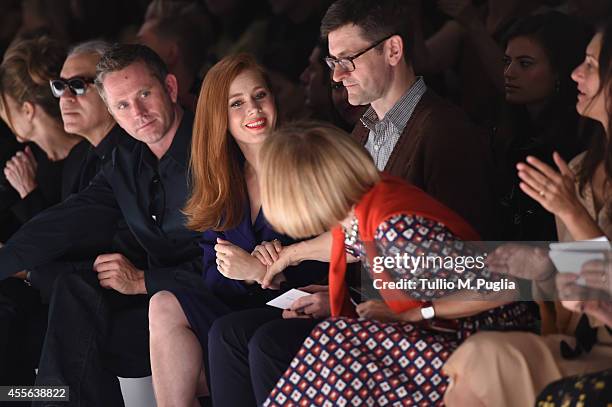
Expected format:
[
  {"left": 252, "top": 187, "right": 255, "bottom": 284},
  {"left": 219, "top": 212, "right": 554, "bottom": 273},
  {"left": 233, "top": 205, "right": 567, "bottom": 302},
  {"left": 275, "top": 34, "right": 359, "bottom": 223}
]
[{"left": 49, "top": 77, "right": 95, "bottom": 97}]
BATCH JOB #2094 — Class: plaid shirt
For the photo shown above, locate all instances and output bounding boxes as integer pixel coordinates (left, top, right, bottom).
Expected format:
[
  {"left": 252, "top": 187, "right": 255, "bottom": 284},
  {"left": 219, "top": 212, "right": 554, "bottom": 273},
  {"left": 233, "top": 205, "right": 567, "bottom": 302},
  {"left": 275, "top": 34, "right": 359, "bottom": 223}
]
[{"left": 361, "top": 77, "right": 427, "bottom": 170}]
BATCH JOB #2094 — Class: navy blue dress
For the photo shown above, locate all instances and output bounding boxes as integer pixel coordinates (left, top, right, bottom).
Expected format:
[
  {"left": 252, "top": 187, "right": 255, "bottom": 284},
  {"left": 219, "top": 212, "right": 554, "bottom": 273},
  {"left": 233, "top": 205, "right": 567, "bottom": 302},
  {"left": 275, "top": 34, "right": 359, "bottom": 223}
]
[{"left": 173, "top": 206, "right": 327, "bottom": 347}]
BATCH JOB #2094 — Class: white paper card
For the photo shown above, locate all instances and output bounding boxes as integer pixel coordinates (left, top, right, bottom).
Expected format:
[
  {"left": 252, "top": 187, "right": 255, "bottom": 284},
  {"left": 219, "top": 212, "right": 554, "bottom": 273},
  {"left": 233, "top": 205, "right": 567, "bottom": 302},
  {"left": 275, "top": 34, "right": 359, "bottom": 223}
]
[
  {"left": 548, "top": 250, "right": 605, "bottom": 274},
  {"left": 266, "top": 289, "right": 310, "bottom": 310},
  {"left": 549, "top": 238, "right": 610, "bottom": 252}
]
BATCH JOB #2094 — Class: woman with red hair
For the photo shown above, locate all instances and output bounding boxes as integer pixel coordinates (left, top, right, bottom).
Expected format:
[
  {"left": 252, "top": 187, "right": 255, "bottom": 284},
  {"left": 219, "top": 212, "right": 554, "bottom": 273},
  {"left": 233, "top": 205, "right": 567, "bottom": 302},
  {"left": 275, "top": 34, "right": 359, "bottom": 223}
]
[{"left": 147, "top": 54, "right": 326, "bottom": 407}]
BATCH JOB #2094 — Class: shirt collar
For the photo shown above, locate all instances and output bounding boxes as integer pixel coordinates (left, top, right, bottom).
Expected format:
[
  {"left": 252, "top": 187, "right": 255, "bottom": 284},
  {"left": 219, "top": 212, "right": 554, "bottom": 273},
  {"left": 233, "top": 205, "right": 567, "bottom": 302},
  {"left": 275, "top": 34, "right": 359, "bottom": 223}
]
[
  {"left": 92, "top": 124, "right": 124, "bottom": 159},
  {"left": 138, "top": 108, "right": 194, "bottom": 173},
  {"left": 163, "top": 109, "right": 193, "bottom": 166},
  {"left": 360, "top": 76, "right": 427, "bottom": 133}
]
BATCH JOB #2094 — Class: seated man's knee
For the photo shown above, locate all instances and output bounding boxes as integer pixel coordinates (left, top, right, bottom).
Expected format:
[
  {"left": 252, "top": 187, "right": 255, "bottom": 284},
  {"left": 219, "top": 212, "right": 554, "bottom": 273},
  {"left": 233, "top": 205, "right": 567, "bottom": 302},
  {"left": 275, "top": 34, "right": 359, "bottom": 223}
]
[
  {"left": 208, "top": 313, "right": 241, "bottom": 351},
  {"left": 248, "top": 323, "right": 275, "bottom": 361}
]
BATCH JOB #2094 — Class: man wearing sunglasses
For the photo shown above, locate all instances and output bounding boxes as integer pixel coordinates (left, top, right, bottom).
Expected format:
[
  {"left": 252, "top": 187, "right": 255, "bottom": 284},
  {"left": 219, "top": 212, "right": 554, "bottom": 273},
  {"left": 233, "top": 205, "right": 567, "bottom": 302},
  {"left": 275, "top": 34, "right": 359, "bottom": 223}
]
[
  {"left": 0, "top": 40, "right": 147, "bottom": 390},
  {"left": 16, "top": 41, "right": 136, "bottom": 298},
  {"left": 0, "top": 44, "right": 206, "bottom": 406}
]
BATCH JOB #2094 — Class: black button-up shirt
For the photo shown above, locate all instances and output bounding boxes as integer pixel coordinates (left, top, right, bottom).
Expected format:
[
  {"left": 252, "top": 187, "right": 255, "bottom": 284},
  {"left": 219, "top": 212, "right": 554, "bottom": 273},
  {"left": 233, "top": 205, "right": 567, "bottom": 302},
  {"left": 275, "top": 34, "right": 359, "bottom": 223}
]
[
  {"left": 62, "top": 125, "right": 122, "bottom": 199},
  {"left": 0, "top": 110, "right": 203, "bottom": 294}
]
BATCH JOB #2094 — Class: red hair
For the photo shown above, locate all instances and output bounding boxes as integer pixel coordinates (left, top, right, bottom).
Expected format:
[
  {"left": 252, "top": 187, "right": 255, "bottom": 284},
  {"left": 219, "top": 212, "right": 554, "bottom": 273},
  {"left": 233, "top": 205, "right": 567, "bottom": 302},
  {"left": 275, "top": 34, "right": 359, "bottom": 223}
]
[{"left": 184, "top": 53, "right": 273, "bottom": 231}]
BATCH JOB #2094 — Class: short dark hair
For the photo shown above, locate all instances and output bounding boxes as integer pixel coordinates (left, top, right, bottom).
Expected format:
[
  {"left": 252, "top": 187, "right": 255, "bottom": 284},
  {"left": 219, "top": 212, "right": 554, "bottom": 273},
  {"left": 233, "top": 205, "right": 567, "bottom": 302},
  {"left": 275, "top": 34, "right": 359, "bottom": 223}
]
[
  {"left": 95, "top": 43, "right": 169, "bottom": 100},
  {"left": 320, "top": 0, "right": 413, "bottom": 62}
]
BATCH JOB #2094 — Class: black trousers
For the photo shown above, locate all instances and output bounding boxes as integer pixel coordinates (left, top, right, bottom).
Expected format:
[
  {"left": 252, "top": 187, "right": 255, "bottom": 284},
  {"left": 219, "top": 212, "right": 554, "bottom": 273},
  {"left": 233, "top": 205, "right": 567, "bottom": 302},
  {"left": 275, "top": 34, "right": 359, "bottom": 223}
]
[
  {"left": 208, "top": 308, "right": 319, "bottom": 407},
  {"left": 0, "top": 278, "right": 47, "bottom": 387},
  {"left": 34, "top": 270, "right": 150, "bottom": 407}
]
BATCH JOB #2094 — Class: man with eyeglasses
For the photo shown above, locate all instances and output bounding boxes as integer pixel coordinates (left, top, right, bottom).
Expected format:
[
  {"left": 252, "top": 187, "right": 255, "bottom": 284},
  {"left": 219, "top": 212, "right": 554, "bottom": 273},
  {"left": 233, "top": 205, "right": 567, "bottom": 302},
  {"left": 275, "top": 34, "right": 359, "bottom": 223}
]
[
  {"left": 322, "top": 0, "right": 497, "bottom": 239},
  {"left": 204, "top": 1, "right": 499, "bottom": 404},
  {"left": 0, "top": 44, "right": 206, "bottom": 407}
]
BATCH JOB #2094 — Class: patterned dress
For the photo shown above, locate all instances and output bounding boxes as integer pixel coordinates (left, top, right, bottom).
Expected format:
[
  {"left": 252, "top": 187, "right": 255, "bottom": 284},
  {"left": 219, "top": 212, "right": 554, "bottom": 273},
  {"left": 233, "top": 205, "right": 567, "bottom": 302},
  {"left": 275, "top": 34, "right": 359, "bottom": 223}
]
[{"left": 264, "top": 214, "right": 536, "bottom": 406}]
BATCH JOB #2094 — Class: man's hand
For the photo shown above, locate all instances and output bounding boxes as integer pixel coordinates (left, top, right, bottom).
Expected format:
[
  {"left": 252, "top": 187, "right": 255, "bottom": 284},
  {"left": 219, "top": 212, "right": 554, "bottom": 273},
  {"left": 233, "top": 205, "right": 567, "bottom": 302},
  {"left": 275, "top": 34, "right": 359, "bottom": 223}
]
[
  {"left": 94, "top": 253, "right": 146, "bottom": 295},
  {"left": 282, "top": 285, "right": 330, "bottom": 319},
  {"left": 215, "top": 238, "right": 267, "bottom": 283},
  {"left": 4, "top": 146, "right": 38, "bottom": 199}
]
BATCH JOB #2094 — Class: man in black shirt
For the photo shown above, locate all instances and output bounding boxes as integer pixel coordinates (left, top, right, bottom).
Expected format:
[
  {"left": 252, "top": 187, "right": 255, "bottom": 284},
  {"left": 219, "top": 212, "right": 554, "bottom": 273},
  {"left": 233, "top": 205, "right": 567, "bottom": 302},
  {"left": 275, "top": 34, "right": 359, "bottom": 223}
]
[
  {"left": 0, "top": 44, "right": 204, "bottom": 406},
  {"left": 0, "top": 40, "right": 130, "bottom": 387}
]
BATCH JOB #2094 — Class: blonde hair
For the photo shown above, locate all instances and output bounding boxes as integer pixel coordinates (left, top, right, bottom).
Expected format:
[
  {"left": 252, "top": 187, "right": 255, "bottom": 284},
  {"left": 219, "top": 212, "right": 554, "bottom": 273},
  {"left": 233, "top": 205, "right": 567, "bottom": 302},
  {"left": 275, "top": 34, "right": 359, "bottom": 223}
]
[{"left": 260, "top": 121, "right": 380, "bottom": 238}]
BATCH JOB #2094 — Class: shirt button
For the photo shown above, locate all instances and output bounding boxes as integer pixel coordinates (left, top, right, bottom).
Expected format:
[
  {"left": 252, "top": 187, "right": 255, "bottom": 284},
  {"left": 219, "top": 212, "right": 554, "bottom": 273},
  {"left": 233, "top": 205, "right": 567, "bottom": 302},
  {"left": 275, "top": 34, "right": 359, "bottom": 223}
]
[{"left": 374, "top": 145, "right": 380, "bottom": 151}]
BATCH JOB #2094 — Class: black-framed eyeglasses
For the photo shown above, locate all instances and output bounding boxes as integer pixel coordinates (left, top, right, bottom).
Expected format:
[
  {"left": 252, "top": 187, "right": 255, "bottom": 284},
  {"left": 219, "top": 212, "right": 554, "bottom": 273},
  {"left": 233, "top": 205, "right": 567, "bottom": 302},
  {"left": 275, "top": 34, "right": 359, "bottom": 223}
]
[
  {"left": 325, "top": 33, "right": 396, "bottom": 73},
  {"left": 49, "top": 76, "right": 95, "bottom": 98}
]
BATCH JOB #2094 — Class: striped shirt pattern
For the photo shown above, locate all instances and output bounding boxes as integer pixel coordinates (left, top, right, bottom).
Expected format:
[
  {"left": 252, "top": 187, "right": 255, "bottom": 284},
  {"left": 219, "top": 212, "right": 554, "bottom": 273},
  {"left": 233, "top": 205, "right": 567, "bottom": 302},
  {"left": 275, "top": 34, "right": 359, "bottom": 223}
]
[{"left": 361, "top": 77, "right": 427, "bottom": 170}]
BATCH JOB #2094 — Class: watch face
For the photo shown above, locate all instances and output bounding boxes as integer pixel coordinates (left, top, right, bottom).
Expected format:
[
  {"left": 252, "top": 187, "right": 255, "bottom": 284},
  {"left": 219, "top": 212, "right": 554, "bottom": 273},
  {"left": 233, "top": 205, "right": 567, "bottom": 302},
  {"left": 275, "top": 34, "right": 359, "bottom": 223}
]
[{"left": 421, "top": 306, "right": 435, "bottom": 320}]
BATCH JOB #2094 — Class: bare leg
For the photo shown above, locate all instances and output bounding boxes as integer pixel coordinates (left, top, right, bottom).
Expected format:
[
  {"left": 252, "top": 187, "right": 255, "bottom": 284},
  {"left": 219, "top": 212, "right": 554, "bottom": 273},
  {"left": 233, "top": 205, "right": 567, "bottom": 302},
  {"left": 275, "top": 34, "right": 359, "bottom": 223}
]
[{"left": 149, "top": 291, "right": 209, "bottom": 407}]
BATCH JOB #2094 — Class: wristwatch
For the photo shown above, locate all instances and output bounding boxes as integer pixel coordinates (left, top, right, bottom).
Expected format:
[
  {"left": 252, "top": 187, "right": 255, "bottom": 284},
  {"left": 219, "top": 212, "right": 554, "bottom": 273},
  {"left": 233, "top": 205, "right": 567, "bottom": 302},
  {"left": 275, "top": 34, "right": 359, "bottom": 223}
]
[{"left": 420, "top": 301, "right": 435, "bottom": 320}]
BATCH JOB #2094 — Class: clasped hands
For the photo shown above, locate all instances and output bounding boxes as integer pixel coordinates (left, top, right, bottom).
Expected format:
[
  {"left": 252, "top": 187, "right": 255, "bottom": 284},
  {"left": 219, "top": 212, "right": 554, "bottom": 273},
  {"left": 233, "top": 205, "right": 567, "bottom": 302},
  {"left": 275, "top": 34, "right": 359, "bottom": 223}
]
[
  {"left": 215, "top": 239, "right": 404, "bottom": 321},
  {"left": 214, "top": 238, "right": 288, "bottom": 286}
]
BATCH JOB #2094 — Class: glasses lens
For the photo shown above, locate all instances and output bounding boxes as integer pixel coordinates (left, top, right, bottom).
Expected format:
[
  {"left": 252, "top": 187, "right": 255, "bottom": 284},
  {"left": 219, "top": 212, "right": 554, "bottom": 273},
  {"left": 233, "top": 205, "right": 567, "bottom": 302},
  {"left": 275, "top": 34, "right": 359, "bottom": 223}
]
[
  {"left": 68, "top": 79, "right": 87, "bottom": 95},
  {"left": 339, "top": 59, "right": 354, "bottom": 72},
  {"left": 50, "top": 80, "right": 66, "bottom": 98},
  {"left": 324, "top": 57, "right": 336, "bottom": 70}
]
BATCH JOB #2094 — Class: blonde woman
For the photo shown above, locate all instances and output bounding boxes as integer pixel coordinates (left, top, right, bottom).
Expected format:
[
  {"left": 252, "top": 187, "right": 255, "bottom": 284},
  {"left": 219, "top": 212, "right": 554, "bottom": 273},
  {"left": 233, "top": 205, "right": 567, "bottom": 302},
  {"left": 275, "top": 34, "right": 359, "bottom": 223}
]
[{"left": 257, "top": 122, "right": 536, "bottom": 406}]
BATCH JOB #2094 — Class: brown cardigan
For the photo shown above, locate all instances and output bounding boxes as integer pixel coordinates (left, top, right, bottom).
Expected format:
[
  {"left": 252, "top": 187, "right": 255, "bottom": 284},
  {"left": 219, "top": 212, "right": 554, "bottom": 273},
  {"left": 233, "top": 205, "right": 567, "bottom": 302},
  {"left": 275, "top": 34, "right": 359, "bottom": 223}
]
[{"left": 352, "top": 90, "right": 498, "bottom": 239}]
